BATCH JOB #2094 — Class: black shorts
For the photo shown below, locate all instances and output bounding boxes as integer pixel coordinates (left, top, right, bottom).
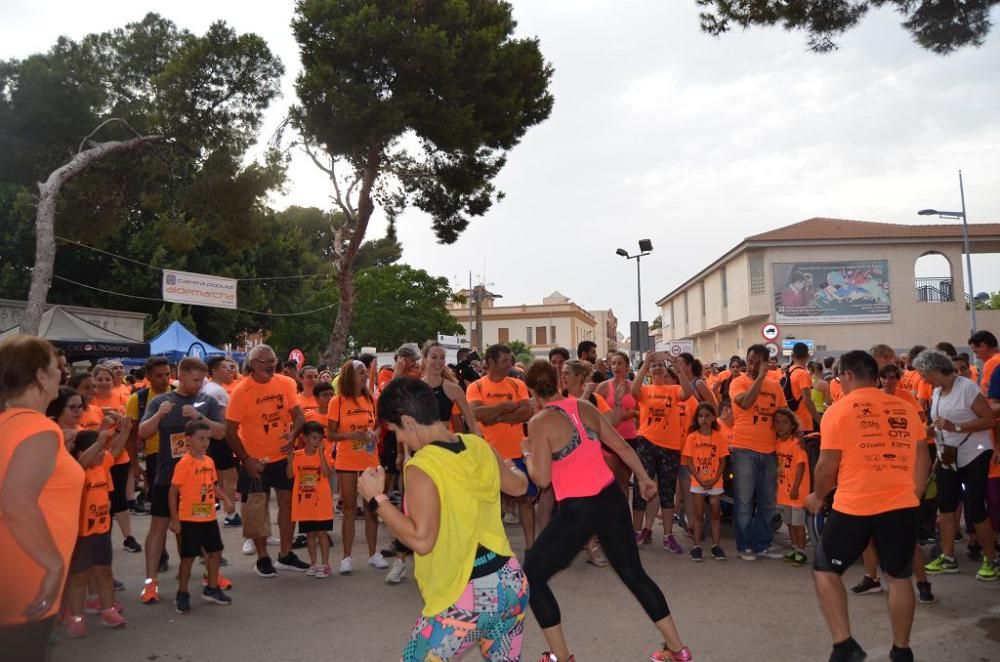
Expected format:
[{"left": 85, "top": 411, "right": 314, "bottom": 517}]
[
  {"left": 150, "top": 484, "right": 171, "bottom": 518},
  {"left": 179, "top": 521, "right": 224, "bottom": 558},
  {"left": 69, "top": 531, "right": 112, "bottom": 573},
  {"left": 238, "top": 459, "right": 293, "bottom": 501},
  {"left": 936, "top": 450, "right": 992, "bottom": 522},
  {"left": 814, "top": 507, "right": 918, "bottom": 579},
  {"left": 209, "top": 438, "right": 236, "bottom": 471},
  {"left": 145, "top": 452, "right": 158, "bottom": 490},
  {"left": 380, "top": 434, "right": 399, "bottom": 475},
  {"left": 297, "top": 519, "right": 334, "bottom": 533},
  {"left": 109, "top": 463, "right": 130, "bottom": 514}
]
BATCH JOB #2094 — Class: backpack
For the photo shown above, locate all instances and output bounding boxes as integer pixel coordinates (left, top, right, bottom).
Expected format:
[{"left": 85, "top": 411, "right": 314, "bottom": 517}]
[
  {"left": 780, "top": 365, "right": 807, "bottom": 411},
  {"left": 136, "top": 384, "right": 176, "bottom": 419}
]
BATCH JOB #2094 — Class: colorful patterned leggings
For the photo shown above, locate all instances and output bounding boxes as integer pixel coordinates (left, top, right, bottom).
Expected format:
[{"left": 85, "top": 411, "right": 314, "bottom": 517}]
[{"left": 401, "top": 558, "right": 529, "bottom": 662}]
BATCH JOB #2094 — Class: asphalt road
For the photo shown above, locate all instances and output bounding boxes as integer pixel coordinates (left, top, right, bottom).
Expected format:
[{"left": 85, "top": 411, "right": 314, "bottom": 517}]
[{"left": 51, "top": 510, "right": 1000, "bottom": 661}]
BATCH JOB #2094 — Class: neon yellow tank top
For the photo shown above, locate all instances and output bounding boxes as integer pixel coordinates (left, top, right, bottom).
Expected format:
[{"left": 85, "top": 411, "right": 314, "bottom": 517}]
[{"left": 811, "top": 378, "right": 827, "bottom": 413}]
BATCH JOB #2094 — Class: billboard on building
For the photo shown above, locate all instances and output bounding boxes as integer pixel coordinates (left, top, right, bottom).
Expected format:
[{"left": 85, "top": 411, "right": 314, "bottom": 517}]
[{"left": 773, "top": 260, "right": 891, "bottom": 324}]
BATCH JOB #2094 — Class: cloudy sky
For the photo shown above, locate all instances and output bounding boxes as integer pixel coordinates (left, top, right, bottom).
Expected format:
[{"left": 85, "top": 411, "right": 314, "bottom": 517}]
[{"left": 3, "top": 1, "right": 999, "bottom": 332}]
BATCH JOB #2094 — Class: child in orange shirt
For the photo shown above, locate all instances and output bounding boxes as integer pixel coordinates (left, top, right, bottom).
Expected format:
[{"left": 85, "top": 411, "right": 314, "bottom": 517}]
[
  {"left": 169, "top": 420, "right": 233, "bottom": 614},
  {"left": 774, "top": 408, "right": 809, "bottom": 566},
  {"left": 682, "top": 402, "right": 729, "bottom": 562},
  {"left": 64, "top": 429, "right": 128, "bottom": 637},
  {"left": 286, "top": 421, "right": 334, "bottom": 577}
]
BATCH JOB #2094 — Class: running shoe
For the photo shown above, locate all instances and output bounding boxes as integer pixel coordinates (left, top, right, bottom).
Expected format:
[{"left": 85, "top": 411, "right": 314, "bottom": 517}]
[
  {"left": 369, "top": 553, "right": 389, "bottom": 569},
  {"left": 129, "top": 500, "right": 149, "bottom": 516},
  {"left": 386, "top": 557, "right": 407, "bottom": 584},
  {"left": 306, "top": 565, "right": 319, "bottom": 577},
  {"left": 202, "top": 572, "right": 233, "bottom": 590},
  {"left": 202, "top": 586, "right": 232, "bottom": 605},
  {"left": 277, "top": 552, "right": 311, "bottom": 571},
  {"left": 889, "top": 645, "right": 914, "bottom": 662},
  {"left": 66, "top": 615, "right": 87, "bottom": 638},
  {"left": 650, "top": 643, "right": 693, "bottom": 661},
  {"left": 925, "top": 554, "right": 959, "bottom": 574},
  {"left": 175, "top": 592, "right": 191, "bottom": 614},
  {"left": 113, "top": 578, "right": 126, "bottom": 591},
  {"left": 916, "top": 581, "right": 935, "bottom": 604},
  {"left": 710, "top": 545, "right": 727, "bottom": 561},
  {"left": 339, "top": 557, "right": 354, "bottom": 575},
  {"left": 255, "top": 557, "right": 278, "bottom": 578},
  {"left": 242, "top": 539, "right": 255, "bottom": 555},
  {"left": 850, "top": 575, "right": 883, "bottom": 595},
  {"left": 292, "top": 533, "right": 308, "bottom": 549},
  {"left": 966, "top": 541, "right": 983, "bottom": 561},
  {"left": 975, "top": 558, "right": 998, "bottom": 582},
  {"left": 315, "top": 565, "right": 332, "bottom": 579},
  {"left": 122, "top": 535, "right": 142, "bottom": 553},
  {"left": 140, "top": 578, "right": 160, "bottom": 604},
  {"left": 267, "top": 536, "right": 280, "bottom": 546},
  {"left": 760, "top": 545, "right": 785, "bottom": 559},
  {"left": 689, "top": 546, "right": 703, "bottom": 562},
  {"left": 828, "top": 639, "right": 867, "bottom": 662},
  {"left": 158, "top": 552, "right": 169, "bottom": 573},
  {"left": 641, "top": 528, "right": 653, "bottom": 545},
  {"left": 586, "top": 545, "right": 609, "bottom": 567},
  {"left": 223, "top": 513, "right": 243, "bottom": 527},
  {"left": 85, "top": 598, "right": 123, "bottom": 614},
  {"left": 663, "top": 534, "right": 683, "bottom": 554},
  {"left": 738, "top": 549, "right": 756, "bottom": 562},
  {"left": 537, "top": 653, "right": 575, "bottom": 662},
  {"left": 788, "top": 550, "right": 807, "bottom": 567},
  {"left": 100, "top": 607, "right": 127, "bottom": 628}
]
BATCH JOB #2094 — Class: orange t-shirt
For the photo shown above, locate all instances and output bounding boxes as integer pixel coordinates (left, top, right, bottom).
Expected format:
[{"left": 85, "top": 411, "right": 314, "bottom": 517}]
[
  {"left": 466, "top": 377, "right": 530, "bottom": 460},
  {"left": 329, "top": 395, "right": 378, "bottom": 471},
  {"left": 768, "top": 369, "right": 782, "bottom": 382},
  {"left": 717, "top": 419, "right": 734, "bottom": 446},
  {"left": 91, "top": 391, "right": 128, "bottom": 413},
  {"left": 170, "top": 453, "right": 218, "bottom": 522},
  {"left": 226, "top": 374, "right": 300, "bottom": 463},
  {"left": 980, "top": 354, "right": 1000, "bottom": 395},
  {"left": 820, "top": 387, "right": 923, "bottom": 516},
  {"left": 682, "top": 430, "right": 729, "bottom": 489},
  {"left": 304, "top": 409, "right": 335, "bottom": 465},
  {"left": 221, "top": 379, "right": 239, "bottom": 395},
  {"left": 677, "top": 396, "right": 699, "bottom": 439},
  {"left": 79, "top": 402, "right": 129, "bottom": 464},
  {"left": 899, "top": 370, "right": 919, "bottom": 395},
  {"left": 829, "top": 378, "right": 843, "bottom": 402},
  {"left": 593, "top": 392, "right": 611, "bottom": 414},
  {"left": 291, "top": 449, "right": 333, "bottom": 522},
  {"left": 298, "top": 393, "right": 319, "bottom": 416},
  {"left": 787, "top": 366, "right": 816, "bottom": 433},
  {"left": 79, "top": 452, "right": 115, "bottom": 536},
  {"left": 776, "top": 437, "right": 809, "bottom": 508},
  {"left": 887, "top": 387, "right": 933, "bottom": 445},
  {"left": 636, "top": 384, "right": 685, "bottom": 450},
  {"left": 0, "top": 410, "right": 84, "bottom": 624},
  {"left": 729, "top": 374, "right": 788, "bottom": 454},
  {"left": 916, "top": 377, "right": 933, "bottom": 404}
]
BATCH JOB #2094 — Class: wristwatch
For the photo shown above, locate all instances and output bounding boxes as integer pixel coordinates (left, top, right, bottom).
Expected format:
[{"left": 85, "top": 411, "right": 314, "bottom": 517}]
[{"left": 366, "top": 493, "right": 389, "bottom": 512}]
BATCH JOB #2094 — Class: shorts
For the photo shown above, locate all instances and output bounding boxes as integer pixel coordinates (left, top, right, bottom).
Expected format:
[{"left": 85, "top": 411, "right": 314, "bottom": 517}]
[
  {"left": 814, "top": 507, "right": 918, "bottom": 579},
  {"left": 109, "top": 463, "right": 130, "bottom": 514},
  {"left": 145, "top": 452, "right": 158, "bottom": 491},
  {"left": 238, "top": 458, "right": 293, "bottom": 500},
  {"left": 936, "top": 449, "right": 992, "bottom": 523},
  {"left": 69, "top": 532, "right": 112, "bottom": 573},
  {"left": 179, "top": 520, "right": 224, "bottom": 558},
  {"left": 150, "top": 484, "right": 171, "bottom": 518},
  {"left": 632, "top": 437, "right": 681, "bottom": 510},
  {"left": 511, "top": 457, "right": 538, "bottom": 498},
  {"left": 209, "top": 438, "right": 236, "bottom": 471},
  {"left": 690, "top": 485, "right": 724, "bottom": 496},
  {"left": 381, "top": 433, "right": 400, "bottom": 475},
  {"left": 298, "top": 519, "right": 334, "bottom": 533},
  {"left": 778, "top": 504, "right": 806, "bottom": 527}
]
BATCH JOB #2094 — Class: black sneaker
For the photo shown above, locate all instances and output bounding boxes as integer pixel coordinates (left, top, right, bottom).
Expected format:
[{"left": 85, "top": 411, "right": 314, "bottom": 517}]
[
  {"left": 276, "top": 552, "right": 310, "bottom": 572},
  {"left": 967, "top": 541, "right": 983, "bottom": 561},
  {"left": 175, "top": 591, "right": 191, "bottom": 614},
  {"left": 292, "top": 534, "right": 308, "bottom": 550},
  {"left": 916, "top": 581, "right": 935, "bottom": 604},
  {"left": 158, "top": 551, "right": 169, "bottom": 574},
  {"left": 254, "top": 557, "right": 278, "bottom": 578},
  {"left": 829, "top": 637, "right": 867, "bottom": 662},
  {"left": 129, "top": 500, "right": 149, "bottom": 516},
  {"left": 710, "top": 545, "right": 727, "bottom": 561},
  {"left": 849, "top": 575, "right": 882, "bottom": 595},
  {"left": 889, "top": 645, "right": 914, "bottom": 662},
  {"left": 123, "top": 535, "right": 143, "bottom": 553},
  {"left": 689, "top": 546, "right": 703, "bottom": 562},
  {"left": 222, "top": 513, "right": 242, "bottom": 528},
  {"left": 113, "top": 579, "right": 125, "bottom": 592},
  {"left": 202, "top": 586, "right": 232, "bottom": 605}
]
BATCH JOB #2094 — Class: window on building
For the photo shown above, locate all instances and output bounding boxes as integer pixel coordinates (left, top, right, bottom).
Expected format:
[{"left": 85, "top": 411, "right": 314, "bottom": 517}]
[
  {"left": 669, "top": 301, "right": 675, "bottom": 328},
  {"left": 498, "top": 327, "right": 509, "bottom": 343},
  {"left": 536, "top": 326, "right": 547, "bottom": 345},
  {"left": 699, "top": 281, "right": 706, "bottom": 316},
  {"left": 721, "top": 267, "right": 728, "bottom": 307},
  {"left": 749, "top": 252, "right": 765, "bottom": 295},
  {"left": 550, "top": 326, "right": 557, "bottom": 343},
  {"left": 683, "top": 292, "right": 689, "bottom": 323},
  {"left": 526, "top": 326, "right": 533, "bottom": 344}
]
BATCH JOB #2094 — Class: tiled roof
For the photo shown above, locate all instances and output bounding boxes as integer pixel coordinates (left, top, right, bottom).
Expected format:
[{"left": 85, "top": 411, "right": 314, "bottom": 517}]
[{"left": 746, "top": 217, "right": 1000, "bottom": 242}]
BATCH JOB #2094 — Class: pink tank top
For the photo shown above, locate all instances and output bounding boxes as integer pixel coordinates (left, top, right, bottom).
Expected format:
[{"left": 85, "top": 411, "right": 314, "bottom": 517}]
[
  {"left": 545, "top": 398, "right": 615, "bottom": 501},
  {"left": 602, "top": 379, "right": 638, "bottom": 439}
]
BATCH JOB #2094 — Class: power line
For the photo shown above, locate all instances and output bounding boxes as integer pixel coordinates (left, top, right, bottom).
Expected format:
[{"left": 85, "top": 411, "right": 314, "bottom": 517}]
[{"left": 54, "top": 275, "right": 338, "bottom": 317}]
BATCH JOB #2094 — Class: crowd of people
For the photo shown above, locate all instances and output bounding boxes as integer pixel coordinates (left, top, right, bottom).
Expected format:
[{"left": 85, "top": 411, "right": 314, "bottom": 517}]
[{"left": 2, "top": 328, "right": 999, "bottom": 662}]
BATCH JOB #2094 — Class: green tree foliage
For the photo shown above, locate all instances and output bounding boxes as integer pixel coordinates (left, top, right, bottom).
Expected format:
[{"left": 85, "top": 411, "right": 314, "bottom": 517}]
[
  {"left": 507, "top": 339, "right": 535, "bottom": 365},
  {"left": 146, "top": 303, "right": 198, "bottom": 338},
  {"left": 290, "top": 0, "right": 554, "bottom": 361},
  {"left": 696, "top": 0, "right": 998, "bottom": 54},
  {"left": 349, "top": 264, "right": 465, "bottom": 352}
]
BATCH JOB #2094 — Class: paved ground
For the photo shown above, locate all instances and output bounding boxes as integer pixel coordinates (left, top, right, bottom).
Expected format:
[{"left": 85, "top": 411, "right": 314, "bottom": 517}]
[{"left": 52, "top": 509, "right": 1000, "bottom": 661}]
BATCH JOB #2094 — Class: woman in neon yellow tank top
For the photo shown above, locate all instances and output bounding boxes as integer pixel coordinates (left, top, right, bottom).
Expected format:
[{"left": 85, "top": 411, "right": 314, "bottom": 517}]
[{"left": 358, "top": 378, "right": 530, "bottom": 662}]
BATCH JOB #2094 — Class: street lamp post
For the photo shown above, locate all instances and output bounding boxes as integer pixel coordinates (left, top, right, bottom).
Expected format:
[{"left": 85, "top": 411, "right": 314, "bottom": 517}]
[
  {"left": 616, "top": 239, "right": 653, "bottom": 356},
  {"left": 918, "top": 169, "right": 977, "bottom": 335}
]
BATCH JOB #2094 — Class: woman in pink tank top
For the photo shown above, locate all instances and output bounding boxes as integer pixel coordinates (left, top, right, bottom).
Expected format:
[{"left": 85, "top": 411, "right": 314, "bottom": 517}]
[
  {"left": 521, "top": 361, "right": 693, "bottom": 662},
  {"left": 595, "top": 351, "right": 639, "bottom": 494}
]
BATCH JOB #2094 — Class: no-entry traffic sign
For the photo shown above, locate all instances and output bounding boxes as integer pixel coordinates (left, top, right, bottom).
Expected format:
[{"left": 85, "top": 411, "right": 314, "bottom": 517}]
[
  {"left": 765, "top": 342, "right": 779, "bottom": 358},
  {"left": 761, "top": 323, "right": 780, "bottom": 341}
]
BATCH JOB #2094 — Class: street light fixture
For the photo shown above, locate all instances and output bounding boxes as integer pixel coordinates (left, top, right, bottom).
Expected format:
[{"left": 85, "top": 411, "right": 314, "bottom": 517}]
[
  {"left": 616, "top": 240, "right": 653, "bottom": 354},
  {"left": 917, "top": 170, "right": 977, "bottom": 334}
]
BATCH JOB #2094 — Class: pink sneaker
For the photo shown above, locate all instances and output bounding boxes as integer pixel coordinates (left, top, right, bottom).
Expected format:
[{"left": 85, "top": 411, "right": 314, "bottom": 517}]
[
  {"left": 640, "top": 528, "right": 653, "bottom": 544},
  {"left": 100, "top": 607, "right": 127, "bottom": 628},
  {"left": 663, "top": 534, "right": 683, "bottom": 554},
  {"left": 315, "top": 565, "right": 332, "bottom": 578},
  {"left": 651, "top": 644, "right": 693, "bottom": 661},
  {"left": 85, "top": 597, "right": 123, "bottom": 614},
  {"left": 537, "top": 654, "right": 575, "bottom": 662},
  {"left": 66, "top": 615, "right": 87, "bottom": 638}
]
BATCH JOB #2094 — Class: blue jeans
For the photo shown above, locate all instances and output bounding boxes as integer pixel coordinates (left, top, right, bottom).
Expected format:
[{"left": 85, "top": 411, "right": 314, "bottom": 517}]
[{"left": 731, "top": 448, "right": 777, "bottom": 553}]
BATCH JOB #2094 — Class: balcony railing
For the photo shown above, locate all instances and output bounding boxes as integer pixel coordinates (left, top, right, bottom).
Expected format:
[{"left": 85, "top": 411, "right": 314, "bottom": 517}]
[{"left": 915, "top": 277, "right": 953, "bottom": 303}]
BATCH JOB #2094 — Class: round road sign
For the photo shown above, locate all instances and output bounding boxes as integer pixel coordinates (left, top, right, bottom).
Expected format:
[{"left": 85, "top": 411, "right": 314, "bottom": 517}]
[
  {"left": 764, "top": 342, "right": 779, "bottom": 358},
  {"left": 761, "top": 323, "right": 780, "bottom": 341}
]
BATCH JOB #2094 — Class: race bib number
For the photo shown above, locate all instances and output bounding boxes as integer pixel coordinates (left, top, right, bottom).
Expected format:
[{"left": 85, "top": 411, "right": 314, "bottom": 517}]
[
  {"left": 191, "top": 502, "right": 212, "bottom": 518},
  {"left": 170, "top": 433, "right": 188, "bottom": 459},
  {"left": 351, "top": 439, "right": 366, "bottom": 452},
  {"left": 301, "top": 472, "right": 318, "bottom": 488}
]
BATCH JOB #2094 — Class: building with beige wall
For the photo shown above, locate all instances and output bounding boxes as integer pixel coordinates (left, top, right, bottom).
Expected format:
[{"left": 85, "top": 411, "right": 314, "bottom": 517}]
[{"left": 655, "top": 218, "right": 1000, "bottom": 362}]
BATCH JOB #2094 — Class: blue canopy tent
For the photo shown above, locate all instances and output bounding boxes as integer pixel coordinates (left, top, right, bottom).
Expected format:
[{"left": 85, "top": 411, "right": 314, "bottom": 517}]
[{"left": 148, "top": 321, "right": 228, "bottom": 363}]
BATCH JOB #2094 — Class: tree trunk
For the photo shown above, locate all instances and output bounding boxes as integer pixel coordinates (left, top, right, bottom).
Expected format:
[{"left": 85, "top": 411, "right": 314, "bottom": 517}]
[{"left": 21, "top": 135, "right": 162, "bottom": 335}]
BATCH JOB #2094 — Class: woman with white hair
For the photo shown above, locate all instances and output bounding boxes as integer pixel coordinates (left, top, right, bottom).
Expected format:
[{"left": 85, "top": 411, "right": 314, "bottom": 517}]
[{"left": 914, "top": 349, "right": 997, "bottom": 581}]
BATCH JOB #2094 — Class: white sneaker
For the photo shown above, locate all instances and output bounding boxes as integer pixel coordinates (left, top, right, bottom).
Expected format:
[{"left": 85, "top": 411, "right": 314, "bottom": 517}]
[
  {"left": 739, "top": 549, "right": 757, "bottom": 561},
  {"left": 241, "top": 539, "right": 255, "bottom": 555},
  {"left": 306, "top": 565, "right": 318, "bottom": 577},
  {"left": 761, "top": 545, "right": 785, "bottom": 560},
  {"left": 369, "top": 553, "right": 389, "bottom": 570},
  {"left": 385, "top": 558, "right": 406, "bottom": 584},
  {"left": 266, "top": 536, "right": 280, "bottom": 546},
  {"left": 339, "top": 557, "right": 353, "bottom": 575}
]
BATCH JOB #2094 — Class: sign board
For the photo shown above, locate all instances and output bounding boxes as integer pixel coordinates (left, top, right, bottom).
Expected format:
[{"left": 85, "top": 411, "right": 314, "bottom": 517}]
[
  {"left": 761, "top": 323, "right": 780, "bottom": 341},
  {"left": 773, "top": 260, "right": 891, "bottom": 324},
  {"left": 436, "top": 333, "right": 468, "bottom": 364},
  {"left": 162, "top": 269, "right": 237, "bottom": 310},
  {"left": 187, "top": 342, "right": 207, "bottom": 360},
  {"left": 764, "top": 342, "right": 779, "bottom": 358},
  {"left": 656, "top": 339, "right": 694, "bottom": 357},
  {"left": 781, "top": 339, "right": 815, "bottom": 352},
  {"left": 288, "top": 348, "right": 305, "bottom": 367},
  {"left": 629, "top": 321, "right": 651, "bottom": 354}
]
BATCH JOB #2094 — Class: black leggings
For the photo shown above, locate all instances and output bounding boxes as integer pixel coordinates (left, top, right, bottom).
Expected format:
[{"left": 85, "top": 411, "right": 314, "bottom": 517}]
[{"left": 524, "top": 482, "right": 670, "bottom": 629}]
